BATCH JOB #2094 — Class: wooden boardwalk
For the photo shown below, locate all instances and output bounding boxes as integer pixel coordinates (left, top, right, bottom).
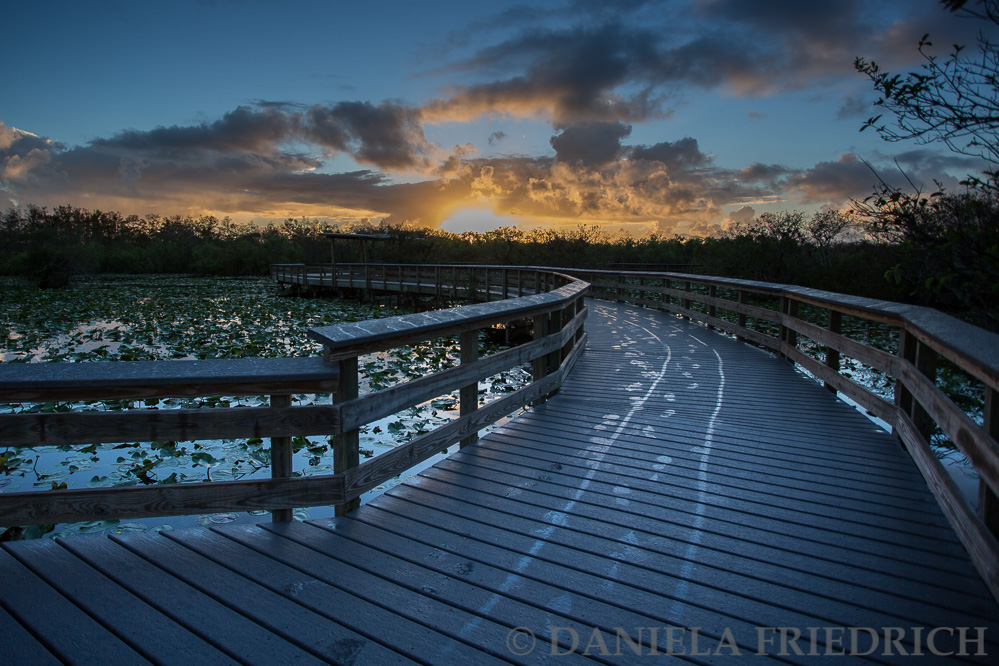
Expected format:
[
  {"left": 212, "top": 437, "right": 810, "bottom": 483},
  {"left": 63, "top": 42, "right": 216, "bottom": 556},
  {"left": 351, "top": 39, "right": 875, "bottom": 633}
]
[{"left": 2, "top": 301, "right": 998, "bottom": 663}]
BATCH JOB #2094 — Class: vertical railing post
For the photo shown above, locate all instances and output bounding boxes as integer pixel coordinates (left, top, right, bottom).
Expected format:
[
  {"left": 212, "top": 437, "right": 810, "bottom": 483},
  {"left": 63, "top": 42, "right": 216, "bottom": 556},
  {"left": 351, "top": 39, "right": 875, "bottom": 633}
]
[
  {"left": 532, "top": 311, "right": 552, "bottom": 404},
  {"left": 707, "top": 285, "right": 717, "bottom": 330},
  {"left": 737, "top": 290, "right": 748, "bottom": 341},
  {"left": 824, "top": 310, "right": 842, "bottom": 393},
  {"left": 683, "top": 281, "right": 692, "bottom": 320},
  {"left": 333, "top": 354, "right": 360, "bottom": 516},
  {"left": 616, "top": 274, "right": 624, "bottom": 302},
  {"left": 779, "top": 295, "right": 798, "bottom": 362},
  {"left": 270, "top": 393, "right": 293, "bottom": 523},
  {"left": 895, "top": 329, "right": 937, "bottom": 442},
  {"left": 502, "top": 269, "right": 510, "bottom": 300},
  {"left": 895, "top": 330, "right": 916, "bottom": 416},
  {"left": 546, "top": 306, "right": 564, "bottom": 377},
  {"left": 981, "top": 387, "right": 999, "bottom": 539},
  {"left": 459, "top": 330, "right": 479, "bottom": 448}
]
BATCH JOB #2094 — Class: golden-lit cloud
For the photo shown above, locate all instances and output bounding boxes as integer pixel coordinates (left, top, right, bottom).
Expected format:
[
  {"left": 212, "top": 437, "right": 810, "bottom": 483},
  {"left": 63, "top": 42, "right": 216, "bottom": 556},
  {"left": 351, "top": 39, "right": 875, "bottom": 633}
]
[{"left": 2, "top": 1, "right": 989, "bottom": 235}]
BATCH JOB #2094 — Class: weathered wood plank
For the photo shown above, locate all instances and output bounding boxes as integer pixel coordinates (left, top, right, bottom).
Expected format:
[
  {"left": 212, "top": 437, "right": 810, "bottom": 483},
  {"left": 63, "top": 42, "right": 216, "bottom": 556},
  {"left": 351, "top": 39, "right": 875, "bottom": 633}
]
[
  {"left": 0, "top": 547, "right": 149, "bottom": 665},
  {"left": 216, "top": 523, "right": 518, "bottom": 665},
  {"left": 341, "top": 334, "right": 586, "bottom": 500},
  {"left": 120, "top": 530, "right": 417, "bottom": 665},
  {"left": 0, "top": 472, "right": 345, "bottom": 526},
  {"left": 894, "top": 412, "right": 999, "bottom": 604},
  {"left": 0, "top": 356, "right": 339, "bottom": 402},
  {"left": 57, "top": 534, "right": 326, "bottom": 665},
  {"left": 895, "top": 356, "right": 999, "bottom": 498},
  {"left": 0, "top": 604, "right": 61, "bottom": 665},
  {"left": 782, "top": 344, "right": 896, "bottom": 422},
  {"left": 9, "top": 537, "right": 234, "bottom": 664},
  {"left": 310, "top": 280, "right": 588, "bottom": 359},
  {"left": 783, "top": 313, "right": 897, "bottom": 374},
  {"left": 0, "top": 403, "right": 342, "bottom": 447}
]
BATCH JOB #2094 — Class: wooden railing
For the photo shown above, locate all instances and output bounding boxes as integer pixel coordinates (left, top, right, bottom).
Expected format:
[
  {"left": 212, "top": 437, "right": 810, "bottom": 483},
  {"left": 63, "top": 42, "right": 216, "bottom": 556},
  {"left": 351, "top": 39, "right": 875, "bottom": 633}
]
[
  {"left": 570, "top": 268, "right": 999, "bottom": 601},
  {"left": 0, "top": 266, "right": 588, "bottom": 527},
  {"left": 271, "top": 262, "right": 565, "bottom": 302}
]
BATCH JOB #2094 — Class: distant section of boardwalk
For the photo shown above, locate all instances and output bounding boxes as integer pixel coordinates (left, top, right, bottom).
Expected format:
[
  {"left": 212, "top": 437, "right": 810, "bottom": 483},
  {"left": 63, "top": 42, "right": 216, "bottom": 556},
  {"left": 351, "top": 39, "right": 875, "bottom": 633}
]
[{"left": 3, "top": 301, "right": 998, "bottom": 663}]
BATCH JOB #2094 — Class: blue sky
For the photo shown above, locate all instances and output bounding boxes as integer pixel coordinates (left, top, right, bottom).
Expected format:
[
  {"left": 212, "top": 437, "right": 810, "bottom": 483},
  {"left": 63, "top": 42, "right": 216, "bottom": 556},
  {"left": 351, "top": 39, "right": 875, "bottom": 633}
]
[{"left": 1, "top": 0, "right": 992, "bottom": 235}]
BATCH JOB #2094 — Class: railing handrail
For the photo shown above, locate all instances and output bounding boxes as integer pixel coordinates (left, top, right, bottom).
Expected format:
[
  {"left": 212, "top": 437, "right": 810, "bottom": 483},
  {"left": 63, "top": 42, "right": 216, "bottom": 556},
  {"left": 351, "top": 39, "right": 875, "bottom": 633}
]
[
  {"left": 571, "top": 267, "right": 999, "bottom": 392},
  {"left": 0, "top": 264, "right": 589, "bottom": 530},
  {"left": 310, "top": 277, "right": 586, "bottom": 359},
  {"left": 569, "top": 266, "right": 999, "bottom": 602}
]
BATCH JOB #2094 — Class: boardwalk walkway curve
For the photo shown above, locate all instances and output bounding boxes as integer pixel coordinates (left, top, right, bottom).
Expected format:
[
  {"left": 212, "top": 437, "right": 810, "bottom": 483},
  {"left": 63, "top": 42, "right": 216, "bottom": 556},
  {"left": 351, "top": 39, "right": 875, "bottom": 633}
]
[{"left": 1, "top": 263, "right": 998, "bottom": 663}]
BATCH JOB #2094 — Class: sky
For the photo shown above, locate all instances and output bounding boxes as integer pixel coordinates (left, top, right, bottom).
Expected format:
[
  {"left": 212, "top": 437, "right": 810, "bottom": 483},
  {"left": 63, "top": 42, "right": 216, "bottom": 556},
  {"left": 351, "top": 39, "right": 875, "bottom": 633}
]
[{"left": 1, "top": 0, "right": 994, "bottom": 236}]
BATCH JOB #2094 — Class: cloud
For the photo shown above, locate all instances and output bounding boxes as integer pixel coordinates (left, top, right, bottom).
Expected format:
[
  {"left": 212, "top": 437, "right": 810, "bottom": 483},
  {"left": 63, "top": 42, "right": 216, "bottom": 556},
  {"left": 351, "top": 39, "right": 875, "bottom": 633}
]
[
  {"left": 421, "top": 22, "right": 669, "bottom": 125},
  {"left": 550, "top": 122, "right": 632, "bottom": 167},
  {"left": 789, "top": 153, "right": 878, "bottom": 203},
  {"left": 91, "top": 105, "right": 297, "bottom": 155},
  {"left": 629, "top": 137, "right": 710, "bottom": 170},
  {"left": 304, "top": 101, "right": 440, "bottom": 171}
]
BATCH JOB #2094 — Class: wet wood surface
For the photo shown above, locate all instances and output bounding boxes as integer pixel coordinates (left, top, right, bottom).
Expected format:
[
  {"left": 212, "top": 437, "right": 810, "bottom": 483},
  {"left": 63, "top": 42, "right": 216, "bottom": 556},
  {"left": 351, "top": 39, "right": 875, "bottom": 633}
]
[{"left": 3, "top": 301, "right": 998, "bottom": 663}]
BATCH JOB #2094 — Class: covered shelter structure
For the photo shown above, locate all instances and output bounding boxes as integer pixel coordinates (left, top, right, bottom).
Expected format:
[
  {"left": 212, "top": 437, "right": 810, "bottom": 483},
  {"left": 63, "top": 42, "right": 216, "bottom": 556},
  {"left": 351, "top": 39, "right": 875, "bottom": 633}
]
[{"left": 322, "top": 232, "right": 391, "bottom": 271}]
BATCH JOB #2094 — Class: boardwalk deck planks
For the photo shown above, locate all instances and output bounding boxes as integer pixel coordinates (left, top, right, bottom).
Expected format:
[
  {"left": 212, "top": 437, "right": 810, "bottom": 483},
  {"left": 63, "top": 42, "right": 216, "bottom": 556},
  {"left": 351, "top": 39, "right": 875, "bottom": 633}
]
[{"left": 2, "top": 300, "right": 998, "bottom": 663}]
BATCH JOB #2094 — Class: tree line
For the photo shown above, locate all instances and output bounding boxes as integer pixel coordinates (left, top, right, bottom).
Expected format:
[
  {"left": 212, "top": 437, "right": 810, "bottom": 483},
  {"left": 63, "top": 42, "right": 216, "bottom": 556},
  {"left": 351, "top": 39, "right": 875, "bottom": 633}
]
[
  {"left": 4, "top": 2, "right": 997, "bottom": 329},
  {"left": 2, "top": 201, "right": 994, "bottom": 329}
]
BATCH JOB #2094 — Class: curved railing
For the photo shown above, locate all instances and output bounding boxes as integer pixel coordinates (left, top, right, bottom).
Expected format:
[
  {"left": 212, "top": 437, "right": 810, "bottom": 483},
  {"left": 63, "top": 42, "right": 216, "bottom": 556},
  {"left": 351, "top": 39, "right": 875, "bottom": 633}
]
[
  {"left": 3, "top": 262, "right": 997, "bottom": 601},
  {"left": 570, "top": 267, "right": 999, "bottom": 600},
  {"left": 0, "top": 266, "right": 588, "bottom": 526}
]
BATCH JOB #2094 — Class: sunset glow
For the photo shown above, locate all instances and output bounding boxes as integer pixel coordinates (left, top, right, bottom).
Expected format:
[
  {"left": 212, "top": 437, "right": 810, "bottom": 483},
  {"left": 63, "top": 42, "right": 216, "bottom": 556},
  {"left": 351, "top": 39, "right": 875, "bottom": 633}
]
[{"left": 2, "top": 0, "right": 992, "bottom": 235}]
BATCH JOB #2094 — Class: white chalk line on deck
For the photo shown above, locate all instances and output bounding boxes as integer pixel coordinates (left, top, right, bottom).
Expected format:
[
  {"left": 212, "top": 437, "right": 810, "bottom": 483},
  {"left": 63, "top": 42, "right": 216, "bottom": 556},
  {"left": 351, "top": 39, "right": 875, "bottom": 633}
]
[{"left": 445, "top": 305, "right": 679, "bottom": 658}]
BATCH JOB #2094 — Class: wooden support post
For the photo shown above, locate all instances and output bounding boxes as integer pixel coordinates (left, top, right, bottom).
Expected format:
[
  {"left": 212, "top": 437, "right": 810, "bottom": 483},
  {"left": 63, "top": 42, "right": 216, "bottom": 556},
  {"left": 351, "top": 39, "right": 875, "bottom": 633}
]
[
  {"left": 895, "top": 329, "right": 917, "bottom": 415},
  {"left": 616, "top": 274, "right": 624, "bottom": 303},
  {"left": 270, "top": 393, "right": 293, "bottom": 523},
  {"left": 895, "top": 330, "right": 937, "bottom": 443},
  {"left": 502, "top": 269, "right": 510, "bottom": 300},
  {"left": 981, "top": 387, "right": 999, "bottom": 539},
  {"left": 779, "top": 296, "right": 798, "bottom": 362},
  {"left": 334, "top": 355, "right": 360, "bottom": 516},
  {"left": 913, "top": 338, "right": 938, "bottom": 443},
  {"left": 532, "top": 312, "right": 551, "bottom": 405},
  {"left": 737, "top": 290, "right": 748, "bottom": 341},
  {"left": 824, "top": 310, "right": 842, "bottom": 393},
  {"left": 459, "top": 330, "right": 479, "bottom": 448},
  {"left": 547, "top": 306, "right": 564, "bottom": 377},
  {"left": 707, "top": 285, "right": 716, "bottom": 330},
  {"left": 683, "top": 281, "right": 692, "bottom": 319}
]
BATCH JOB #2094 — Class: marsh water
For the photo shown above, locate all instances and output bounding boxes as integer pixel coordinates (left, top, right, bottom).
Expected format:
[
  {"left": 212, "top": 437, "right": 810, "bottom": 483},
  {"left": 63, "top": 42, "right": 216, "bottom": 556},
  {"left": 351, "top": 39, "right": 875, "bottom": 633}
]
[
  {"left": 0, "top": 275, "right": 529, "bottom": 539},
  {"left": 0, "top": 275, "right": 982, "bottom": 540}
]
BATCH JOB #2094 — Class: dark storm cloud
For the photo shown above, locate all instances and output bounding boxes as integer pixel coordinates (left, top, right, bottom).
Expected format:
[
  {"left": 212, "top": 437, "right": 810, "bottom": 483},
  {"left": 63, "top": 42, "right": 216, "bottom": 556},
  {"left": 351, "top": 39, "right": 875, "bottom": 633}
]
[
  {"left": 629, "top": 137, "right": 710, "bottom": 170},
  {"left": 304, "top": 101, "right": 437, "bottom": 170},
  {"left": 92, "top": 106, "right": 297, "bottom": 154},
  {"left": 550, "top": 122, "right": 632, "bottom": 166},
  {"left": 695, "top": 0, "right": 864, "bottom": 46},
  {"left": 789, "top": 153, "right": 878, "bottom": 203},
  {"left": 424, "top": 0, "right": 982, "bottom": 128},
  {"left": 423, "top": 22, "right": 667, "bottom": 124}
]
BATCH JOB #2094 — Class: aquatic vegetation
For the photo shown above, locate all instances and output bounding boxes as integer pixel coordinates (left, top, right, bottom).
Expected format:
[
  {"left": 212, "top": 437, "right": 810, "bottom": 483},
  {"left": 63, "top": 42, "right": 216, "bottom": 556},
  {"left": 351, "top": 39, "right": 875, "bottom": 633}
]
[{"left": 0, "top": 275, "right": 529, "bottom": 539}]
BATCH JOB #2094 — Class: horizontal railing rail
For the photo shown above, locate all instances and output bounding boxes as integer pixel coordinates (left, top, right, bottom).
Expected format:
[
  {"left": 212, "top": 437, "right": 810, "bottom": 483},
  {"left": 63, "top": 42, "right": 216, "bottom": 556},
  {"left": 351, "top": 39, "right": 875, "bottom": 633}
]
[
  {"left": 0, "top": 266, "right": 588, "bottom": 527},
  {"left": 569, "top": 267, "right": 999, "bottom": 601},
  {"left": 271, "top": 262, "right": 566, "bottom": 302}
]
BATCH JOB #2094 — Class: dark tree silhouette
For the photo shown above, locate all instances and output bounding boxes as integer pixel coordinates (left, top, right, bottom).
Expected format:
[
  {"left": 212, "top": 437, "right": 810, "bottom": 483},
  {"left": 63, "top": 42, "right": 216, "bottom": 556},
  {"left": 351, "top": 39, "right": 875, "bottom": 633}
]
[{"left": 855, "top": 0, "right": 999, "bottom": 188}]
